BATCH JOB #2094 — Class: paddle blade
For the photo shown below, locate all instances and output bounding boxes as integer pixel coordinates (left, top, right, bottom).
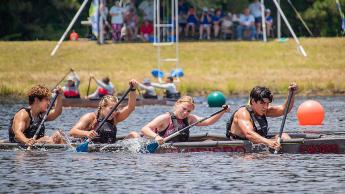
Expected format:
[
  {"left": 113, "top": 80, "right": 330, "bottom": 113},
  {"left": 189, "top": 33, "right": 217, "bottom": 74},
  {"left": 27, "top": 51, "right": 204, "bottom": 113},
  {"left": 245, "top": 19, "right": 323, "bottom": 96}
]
[
  {"left": 76, "top": 140, "right": 89, "bottom": 152},
  {"left": 151, "top": 69, "right": 165, "bottom": 78},
  {"left": 145, "top": 141, "right": 159, "bottom": 153},
  {"left": 170, "top": 68, "right": 184, "bottom": 78}
]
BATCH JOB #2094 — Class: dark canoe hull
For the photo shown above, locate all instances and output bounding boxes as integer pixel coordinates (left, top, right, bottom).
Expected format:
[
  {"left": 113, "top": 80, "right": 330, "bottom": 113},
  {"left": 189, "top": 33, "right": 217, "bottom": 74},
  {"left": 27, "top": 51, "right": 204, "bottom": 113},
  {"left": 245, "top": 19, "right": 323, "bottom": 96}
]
[
  {"left": 62, "top": 98, "right": 177, "bottom": 108},
  {"left": 1, "top": 133, "right": 344, "bottom": 154}
]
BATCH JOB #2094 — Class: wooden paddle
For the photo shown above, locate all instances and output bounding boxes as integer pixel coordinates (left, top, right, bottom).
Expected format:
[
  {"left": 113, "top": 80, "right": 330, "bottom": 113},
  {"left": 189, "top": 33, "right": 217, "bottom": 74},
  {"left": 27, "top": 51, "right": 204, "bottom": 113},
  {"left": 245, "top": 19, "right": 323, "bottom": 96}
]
[
  {"left": 27, "top": 91, "right": 60, "bottom": 150},
  {"left": 76, "top": 85, "right": 134, "bottom": 152},
  {"left": 86, "top": 76, "right": 92, "bottom": 97},
  {"left": 274, "top": 89, "right": 294, "bottom": 154},
  {"left": 145, "top": 105, "right": 228, "bottom": 153}
]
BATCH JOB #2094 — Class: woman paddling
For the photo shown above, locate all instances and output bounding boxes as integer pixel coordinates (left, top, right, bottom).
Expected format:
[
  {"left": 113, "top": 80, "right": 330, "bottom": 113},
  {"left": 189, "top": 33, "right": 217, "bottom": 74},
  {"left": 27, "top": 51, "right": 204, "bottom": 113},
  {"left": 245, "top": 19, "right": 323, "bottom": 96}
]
[
  {"left": 70, "top": 79, "right": 140, "bottom": 143},
  {"left": 8, "top": 85, "right": 65, "bottom": 145},
  {"left": 141, "top": 96, "right": 230, "bottom": 145}
]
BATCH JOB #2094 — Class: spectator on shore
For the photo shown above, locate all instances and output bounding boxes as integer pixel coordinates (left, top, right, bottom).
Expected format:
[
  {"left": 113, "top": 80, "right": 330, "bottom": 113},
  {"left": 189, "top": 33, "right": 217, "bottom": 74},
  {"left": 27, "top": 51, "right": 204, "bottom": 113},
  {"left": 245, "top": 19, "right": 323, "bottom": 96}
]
[
  {"left": 212, "top": 9, "right": 223, "bottom": 39},
  {"left": 87, "top": 76, "right": 115, "bottom": 100},
  {"left": 249, "top": 0, "right": 262, "bottom": 37},
  {"left": 139, "top": 79, "right": 157, "bottom": 99},
  {"left": 110, "top": 1, "right": 125, "bottom": 42},
  {"left": 178, "top": 0, "right": 189, "bottom": 36},
  {"left": 140, "top": 19, "right": 153, "bottom": 41},
  {"left": 199, "top": 7, "right": 212, "bottom": 40},
  {"left": 139, "top": 0, "right": 154, "bottom": 22},
  {"left": 265, "top": 9, "right": 273, "bottom": 37},
  {"left": 63, "top": 70, "right": 80, "bottom": 99},
  {"left": 185, "top": 7, "right": 198, "bottom": 38},
  {"left": 123, "top": 7, "right": 139, "bottom": 41},
  {"left": 236, "top": 8, "right": 256, "bottom": 40},
  {"left": 221, "top": 12, "right": 233, "bottom": 39},
  {"left": 152, "top": 76, "right": 180, "bottom": 99}
]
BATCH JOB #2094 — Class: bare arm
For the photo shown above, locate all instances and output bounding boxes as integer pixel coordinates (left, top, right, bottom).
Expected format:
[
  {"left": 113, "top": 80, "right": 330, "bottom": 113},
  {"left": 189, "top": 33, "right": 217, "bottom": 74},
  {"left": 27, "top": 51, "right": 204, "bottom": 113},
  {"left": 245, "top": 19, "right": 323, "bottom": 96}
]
[
  {"left": 267, "top": 83, "right": 298, "bottom": 117},
  {"left": 47, "top": 87, "right": 63, "bottom": 121},
  {"left": 115, "top": 79, "right": 138, "bottom": 123},
  {"left": 70, "top": 113, "right": 94, "bottom": 138},
  {"left": 141, "top": 114, "right": 169, "bottom": 139},
  {"left": 12, "top": 110, "right": 31, "bottom": 144},
  {"left": 195, "top": 106, "right": 229, "bottom": 126},
  {"left": 236, "top": 109, "right": 279, "bottom": 149}
]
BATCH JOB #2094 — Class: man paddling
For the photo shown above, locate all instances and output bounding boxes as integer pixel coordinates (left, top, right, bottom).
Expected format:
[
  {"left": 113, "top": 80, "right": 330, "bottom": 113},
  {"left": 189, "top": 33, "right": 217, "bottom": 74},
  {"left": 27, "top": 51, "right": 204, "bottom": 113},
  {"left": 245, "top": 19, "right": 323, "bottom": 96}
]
[
  {"left": 8, "top": 85, "right": 65, "bottom": 146},
  {"left": 226, "top": 83, "right": 298, "bottom": 150},
  {"left": 151, "top": 76, "right": 180, "bottom": 99}
]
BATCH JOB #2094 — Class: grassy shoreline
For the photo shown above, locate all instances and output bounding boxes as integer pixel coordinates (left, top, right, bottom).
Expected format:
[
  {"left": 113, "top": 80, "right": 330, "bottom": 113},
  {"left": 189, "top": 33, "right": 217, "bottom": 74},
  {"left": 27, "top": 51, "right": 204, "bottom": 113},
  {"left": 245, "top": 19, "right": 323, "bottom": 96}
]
[{"left": 0, "top": 38, "right": 344, "bottom": 98}]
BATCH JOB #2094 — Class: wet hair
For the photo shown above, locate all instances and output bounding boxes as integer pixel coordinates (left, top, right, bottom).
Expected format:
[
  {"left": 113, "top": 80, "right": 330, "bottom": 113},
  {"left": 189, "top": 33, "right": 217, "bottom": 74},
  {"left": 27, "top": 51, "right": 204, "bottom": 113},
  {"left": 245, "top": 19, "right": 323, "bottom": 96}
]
[
  {"left": 175, "top": 96, "right": 195, "bottom": 110},
  {"left": 91, "top": 95, "right": 118, "bottom": 129},
  {"left": 249, "top": 86, "right": 273, "bottom": 104},
  {"left": 102, "top": 77, "right": 110, "bottom": 85},
  {"left": 27, "top": 85, "right": 51, "bottom": 105}
]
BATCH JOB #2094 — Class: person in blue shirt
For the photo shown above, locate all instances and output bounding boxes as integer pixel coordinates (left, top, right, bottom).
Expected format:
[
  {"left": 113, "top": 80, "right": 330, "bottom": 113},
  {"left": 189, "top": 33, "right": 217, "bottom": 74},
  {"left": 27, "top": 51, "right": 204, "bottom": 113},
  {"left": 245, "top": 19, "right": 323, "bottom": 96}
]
[
  {"left": 199, "top": 7, "right": 212, "bottom": 40},
  {"left": 212, "top": 9, "right": 223, "bottom": 38}
]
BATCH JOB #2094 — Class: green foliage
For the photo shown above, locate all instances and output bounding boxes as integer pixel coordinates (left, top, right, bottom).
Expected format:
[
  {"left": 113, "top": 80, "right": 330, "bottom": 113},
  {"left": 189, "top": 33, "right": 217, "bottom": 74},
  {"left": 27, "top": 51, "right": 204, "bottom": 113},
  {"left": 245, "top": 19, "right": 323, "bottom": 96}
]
[
  {"left": 0, "top": 0, "right": 88, "bottom": 40},
  {"left": 0, "top": 0, "right": 344, "bottom": 40}
]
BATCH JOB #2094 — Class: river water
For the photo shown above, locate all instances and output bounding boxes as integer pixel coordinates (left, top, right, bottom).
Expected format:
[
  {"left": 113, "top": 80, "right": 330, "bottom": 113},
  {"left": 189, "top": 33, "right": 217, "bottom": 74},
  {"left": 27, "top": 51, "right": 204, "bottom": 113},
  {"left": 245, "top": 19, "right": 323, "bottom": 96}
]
[{"left": 0, "top": 96, "right": 344, "bottom": 193}]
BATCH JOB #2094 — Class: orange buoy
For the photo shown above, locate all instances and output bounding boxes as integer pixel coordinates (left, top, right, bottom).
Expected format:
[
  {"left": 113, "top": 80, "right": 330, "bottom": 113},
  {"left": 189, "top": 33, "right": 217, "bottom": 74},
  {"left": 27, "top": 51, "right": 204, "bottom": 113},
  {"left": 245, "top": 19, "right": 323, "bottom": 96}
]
[{"left": 297, "top": 100, "right": 325, "bottom": 125}]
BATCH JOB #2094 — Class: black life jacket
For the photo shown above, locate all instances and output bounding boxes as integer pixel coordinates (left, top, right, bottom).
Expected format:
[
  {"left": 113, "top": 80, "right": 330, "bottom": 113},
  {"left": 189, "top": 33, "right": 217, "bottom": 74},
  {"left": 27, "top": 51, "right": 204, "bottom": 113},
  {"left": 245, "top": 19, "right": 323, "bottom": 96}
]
[
  {"left": 8, "top": 107, "right": 45, "bottom": 143},
  {"left": 226, "top": 105, "right": 269, "bottom": 139},
  {"left": 92, "top": 116, "right": 117, "bottom": 144},
  {"left": 165, "top": 91, "right": 181, "bottom": 99},
  {"left": 158, "top": 112, "right": 189, "bottom": 142},
  {"left": 142, "top": 92, "right": 158, "bottom": 99}
]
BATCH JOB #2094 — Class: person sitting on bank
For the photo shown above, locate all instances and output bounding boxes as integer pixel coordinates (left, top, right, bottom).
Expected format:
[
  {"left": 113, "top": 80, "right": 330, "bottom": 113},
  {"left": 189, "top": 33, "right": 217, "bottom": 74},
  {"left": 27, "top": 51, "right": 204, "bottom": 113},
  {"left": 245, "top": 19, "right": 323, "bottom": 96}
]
[
  {"left": 87, "top": 76, "right": 115, "bottom": 100},
  {"left": 226, "top": 83, "right": 298, "bottom": 150},
  {"left": 70, "top": 79, "right": 140, "bottom": 143},
  {"left": 151, "top": 76, "right": 180, "bottom": 99},
  {"left": 138, "top": 78, "right": 157, "bottom": 99},
  {"left": 62, "top": 70, "right": 80, "bottom": 98},
  {"left": 141, "top": 96, "right": 229, "bottom": 144},
  {"left": 8, "top": 85, "right": 65, "bottom": 146}
]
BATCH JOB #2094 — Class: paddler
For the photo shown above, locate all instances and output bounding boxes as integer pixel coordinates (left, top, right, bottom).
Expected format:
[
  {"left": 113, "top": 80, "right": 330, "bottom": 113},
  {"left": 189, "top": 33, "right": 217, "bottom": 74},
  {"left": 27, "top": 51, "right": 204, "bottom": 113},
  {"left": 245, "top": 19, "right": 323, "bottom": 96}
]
[
  {"left": 70, "top": 79, "right": 140, "bottom": 143},
  {"left": 141, "top": 96, "right": 230, "bottom": 145},
  {"left": 8, "top": 85, "right": 65, "bottom": 145},
  {"left": 225, "top": 83, "right": 298, "bottom": 150},
  {"left": 87, "top": 76, "right": 115, "bottom": 99}
]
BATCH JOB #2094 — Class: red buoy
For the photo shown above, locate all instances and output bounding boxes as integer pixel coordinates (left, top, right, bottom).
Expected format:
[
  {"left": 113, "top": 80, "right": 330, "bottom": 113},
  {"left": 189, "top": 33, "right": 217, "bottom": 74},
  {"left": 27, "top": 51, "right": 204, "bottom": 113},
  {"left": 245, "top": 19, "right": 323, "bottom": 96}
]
[{"left": 297, "top": 100, "right": 325, "bottom": 125}]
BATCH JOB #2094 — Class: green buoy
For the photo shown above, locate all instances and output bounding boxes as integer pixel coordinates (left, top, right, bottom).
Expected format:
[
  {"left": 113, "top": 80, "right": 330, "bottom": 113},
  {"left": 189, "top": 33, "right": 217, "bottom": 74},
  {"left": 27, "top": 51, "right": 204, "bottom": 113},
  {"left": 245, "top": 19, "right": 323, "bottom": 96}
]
[{"left": 207, "top": 91, "right": 226, "bottom": 107}]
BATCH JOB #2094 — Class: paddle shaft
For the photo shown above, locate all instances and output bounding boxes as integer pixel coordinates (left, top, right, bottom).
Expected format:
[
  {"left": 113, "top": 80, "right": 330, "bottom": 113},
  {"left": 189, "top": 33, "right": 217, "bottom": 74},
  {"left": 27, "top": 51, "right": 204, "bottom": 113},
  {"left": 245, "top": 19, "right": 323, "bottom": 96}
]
[
  {"left": 86, "top": 77, "right": 92, "bottom": 97},
  {"left": 276, "top": 90, "right": 294, "bottom": 146},
  {"left": 93, "top": 86, "right": 133, "bottom": 133},
  {"left": 163, "top": 106, "right": 228, "bottom": 142},
  {"left": 53, "top": 69, "right": 72, "bottom": 90}
]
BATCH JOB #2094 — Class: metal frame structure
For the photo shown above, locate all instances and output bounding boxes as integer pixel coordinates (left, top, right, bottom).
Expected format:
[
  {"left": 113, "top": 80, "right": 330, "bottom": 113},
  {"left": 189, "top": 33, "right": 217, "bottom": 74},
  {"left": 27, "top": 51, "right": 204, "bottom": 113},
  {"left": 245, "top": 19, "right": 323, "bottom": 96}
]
[{"left": 153, "top": 0, "right": 180, "bottom": 82}]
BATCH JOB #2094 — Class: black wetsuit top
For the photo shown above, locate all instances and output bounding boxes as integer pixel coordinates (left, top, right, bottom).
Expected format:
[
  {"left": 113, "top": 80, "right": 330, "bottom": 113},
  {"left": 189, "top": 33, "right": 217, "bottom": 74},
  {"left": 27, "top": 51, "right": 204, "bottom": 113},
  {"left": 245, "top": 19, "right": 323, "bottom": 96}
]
[
  {"left": 226, "top": 105, "right": 269, "bottom": 140},
  {"left": 92, "top": 116, "right": 118, "bottom": 144},
  {"left": 158, "top": 112, "right": 190, "bottom": 142},
  {"left": 8, "top": 107, "right": 45, "bottom": 143}
]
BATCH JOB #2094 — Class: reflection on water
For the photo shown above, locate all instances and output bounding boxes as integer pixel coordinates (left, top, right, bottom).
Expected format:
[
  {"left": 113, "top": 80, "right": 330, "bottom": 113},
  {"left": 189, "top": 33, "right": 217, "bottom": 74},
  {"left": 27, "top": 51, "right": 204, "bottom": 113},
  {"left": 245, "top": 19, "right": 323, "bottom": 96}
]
[{"left": 0, "top": 96, "right": 345, "bottom": 193}]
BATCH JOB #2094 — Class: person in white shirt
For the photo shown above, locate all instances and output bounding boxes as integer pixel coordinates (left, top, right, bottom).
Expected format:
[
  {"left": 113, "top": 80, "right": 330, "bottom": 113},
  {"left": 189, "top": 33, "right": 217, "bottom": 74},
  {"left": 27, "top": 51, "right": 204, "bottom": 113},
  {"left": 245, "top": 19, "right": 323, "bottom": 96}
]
[
  {"left": 236, "top": 8, "right": 256, "bottom": 40},
  {"left": 110, "top": 1, "right": 125, "bottom": 42},
  {"left": 139, "top": 79, "right": 157, "bottom": 99},
  {"left": 87, "top": 76, "right": 115, "bottom": 100},
  {"left": 249, "top": 0, "right": 262, "bottom": 35},
  {"left": 151, "top": 76, "right": 180, "bottom": 99},
  {"left": 139, "top": 0, "right": 154, "bottom": 21}
]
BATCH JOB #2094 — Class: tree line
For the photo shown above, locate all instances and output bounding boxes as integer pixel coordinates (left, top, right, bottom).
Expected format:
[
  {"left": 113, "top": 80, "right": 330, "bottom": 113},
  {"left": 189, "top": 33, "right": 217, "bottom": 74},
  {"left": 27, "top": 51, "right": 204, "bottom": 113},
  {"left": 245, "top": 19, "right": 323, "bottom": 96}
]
[{"left": 0, "top": 0, "right": 344, "bottom": 40}]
